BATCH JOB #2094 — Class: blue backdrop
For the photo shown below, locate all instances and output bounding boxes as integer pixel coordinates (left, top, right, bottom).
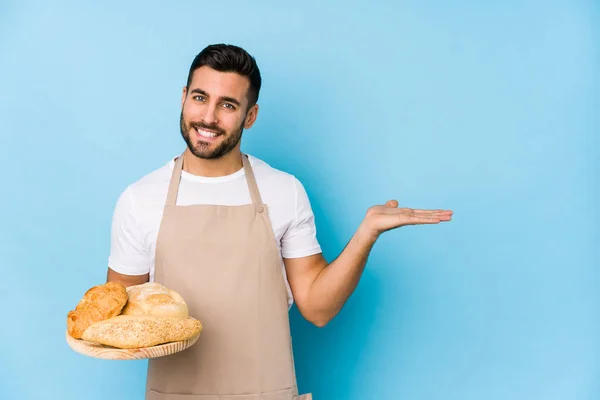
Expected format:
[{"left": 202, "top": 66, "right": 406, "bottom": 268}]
[{"left": 1, "top": 1, "right": 598, "bottom": 399}]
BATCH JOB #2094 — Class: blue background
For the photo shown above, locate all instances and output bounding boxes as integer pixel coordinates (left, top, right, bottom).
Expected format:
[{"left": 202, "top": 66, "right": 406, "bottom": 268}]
[{"left": 1, "top": 0, "right": 598, "bottom": 399}]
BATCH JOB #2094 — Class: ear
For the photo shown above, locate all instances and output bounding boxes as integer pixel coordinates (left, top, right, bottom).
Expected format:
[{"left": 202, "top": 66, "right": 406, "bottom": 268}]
[
  {"left": 181, "top": 86, "right": 188, "bottom": 109},
  {"left": 244, "top": 104, "right": 259, "bottom": 129}
]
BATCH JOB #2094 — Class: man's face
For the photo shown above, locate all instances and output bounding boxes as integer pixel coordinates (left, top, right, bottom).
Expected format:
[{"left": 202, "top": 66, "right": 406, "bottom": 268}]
[{"left": 180, "top": 66, "right": 258, "bottom": 160}]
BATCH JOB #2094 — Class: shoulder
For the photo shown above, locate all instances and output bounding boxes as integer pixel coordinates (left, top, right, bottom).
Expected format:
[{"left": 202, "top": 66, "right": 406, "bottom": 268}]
[
  {"left": 246, "top": 154, "right": 301, "bottom": 190},
  {"left": 113, "top": 157, "right": 175, "bottom": 212},
  {"left": 129, "top": 159, "right": 173, "bottom": 193},
  {"left": 245, "top": 154, "right": 314, "bottom": 214},
  {"left": 129, "top": 157, "right": 176, "bottom": 197}
]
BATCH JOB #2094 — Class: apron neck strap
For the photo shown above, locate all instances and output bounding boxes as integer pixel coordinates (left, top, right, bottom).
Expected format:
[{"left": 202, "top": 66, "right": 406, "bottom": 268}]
[
  {"left": 166, "top": 153, "right": 185, "bottom": 207},
  {"left": 165, "top": 152, "right": 263, "bottom": 208},
  {"left": 242, "top": 154, "right": 263, "bottom": 208}
]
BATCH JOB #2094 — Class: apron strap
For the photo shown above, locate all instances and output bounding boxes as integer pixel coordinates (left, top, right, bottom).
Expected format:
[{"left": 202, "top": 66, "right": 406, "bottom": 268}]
[
  {"left": 166, "top": 152, "right": 263, "bottom": 209},
  {"left": 166, "top": 153, "right": 185, "bottom": 207},
  {"left": 242, "top": 154, "right": 264, "bottom": 210}
]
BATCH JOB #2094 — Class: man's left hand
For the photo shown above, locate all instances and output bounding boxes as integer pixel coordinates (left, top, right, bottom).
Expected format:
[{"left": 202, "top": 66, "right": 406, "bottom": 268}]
[{"left": 360, "top": 200, "right": 453, "bottom": 240}]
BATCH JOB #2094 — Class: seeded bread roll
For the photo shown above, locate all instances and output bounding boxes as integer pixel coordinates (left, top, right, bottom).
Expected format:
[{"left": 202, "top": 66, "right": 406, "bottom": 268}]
[
  {"left": 81, "top": 315, "right": 203, "bottom": 348},
  {"left": 120, "top": 282, "right": 189, "bottom": 318},
  {"left": 67, "top": 281, "right": 128, "bottom": 339}
]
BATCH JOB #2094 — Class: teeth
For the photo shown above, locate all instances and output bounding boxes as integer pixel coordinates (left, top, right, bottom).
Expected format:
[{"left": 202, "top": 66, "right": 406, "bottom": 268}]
[{"left": 197, "top": 128, "right": 218, "bottom": 138}]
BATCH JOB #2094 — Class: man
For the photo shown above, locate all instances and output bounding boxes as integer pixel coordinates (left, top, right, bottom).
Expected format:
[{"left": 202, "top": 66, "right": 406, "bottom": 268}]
[{"left": 107, "top": 44, "right": 452, "bottom": 399}]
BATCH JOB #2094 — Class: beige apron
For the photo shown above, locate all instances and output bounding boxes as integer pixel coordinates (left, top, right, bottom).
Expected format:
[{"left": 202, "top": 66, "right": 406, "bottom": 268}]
[{"left": 145, "top": 152, "right": 312, "bottom": 400}]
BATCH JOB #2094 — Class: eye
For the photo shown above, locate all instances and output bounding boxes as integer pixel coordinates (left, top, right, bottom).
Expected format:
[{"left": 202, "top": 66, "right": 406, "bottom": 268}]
[
  {"left": 222, "top": 103, "right": 236, "bottom": 110},
  {"left": 193, "top": 95, "right": 205, "bottom": 102}
]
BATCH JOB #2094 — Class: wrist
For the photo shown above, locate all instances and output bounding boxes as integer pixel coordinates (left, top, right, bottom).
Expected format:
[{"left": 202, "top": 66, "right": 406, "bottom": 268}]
[{"left": 355, "top": 222, "right": 380, "bottom": 246}]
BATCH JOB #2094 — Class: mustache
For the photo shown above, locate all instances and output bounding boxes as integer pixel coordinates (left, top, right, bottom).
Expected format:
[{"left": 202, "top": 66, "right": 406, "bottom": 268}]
[{"left": 189, "top": 121, "right": 226, "bottom": 135}]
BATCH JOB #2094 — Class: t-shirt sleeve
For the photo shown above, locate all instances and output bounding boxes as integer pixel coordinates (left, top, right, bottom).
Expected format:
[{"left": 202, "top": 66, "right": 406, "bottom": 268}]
[
  {"left": 280, "top": 177, "right": 322, "bottom": 259},
  {"left": 107, "top": 186, "right": 151, "bottom": 276}
]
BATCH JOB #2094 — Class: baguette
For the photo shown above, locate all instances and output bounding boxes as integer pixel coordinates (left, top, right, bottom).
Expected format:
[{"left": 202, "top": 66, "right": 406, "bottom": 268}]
[{"left": 81, "top": 315, "right": 203, "bottom": 349}]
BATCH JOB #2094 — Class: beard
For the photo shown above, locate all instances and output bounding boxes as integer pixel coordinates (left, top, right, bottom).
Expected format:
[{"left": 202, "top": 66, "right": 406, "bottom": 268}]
[{"left": 179, "top": 111, "right": 244, "bottom": 160}]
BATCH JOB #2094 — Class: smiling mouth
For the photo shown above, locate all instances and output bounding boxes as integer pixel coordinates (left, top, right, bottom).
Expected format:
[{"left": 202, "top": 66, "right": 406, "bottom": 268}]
[{"left": 195, "top": 128, "right": 221, "bottom": 140}]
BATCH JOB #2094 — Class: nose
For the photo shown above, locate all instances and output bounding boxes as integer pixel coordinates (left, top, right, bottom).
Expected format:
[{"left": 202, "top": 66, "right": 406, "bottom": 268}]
[{"left": 199, "top": 103, "right": 219, "bottom": 126}]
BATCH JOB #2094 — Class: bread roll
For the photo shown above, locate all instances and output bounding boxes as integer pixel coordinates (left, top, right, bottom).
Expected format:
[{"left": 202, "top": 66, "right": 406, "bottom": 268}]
[
  {"left": 67, "top": 281, "right": 128, "bottom": 339},
  {"left": 121, "top": 282, "right": 189, "bottom": 318},
  {"left": 81, "top": 315, "right": 203, "bottom": 348}
]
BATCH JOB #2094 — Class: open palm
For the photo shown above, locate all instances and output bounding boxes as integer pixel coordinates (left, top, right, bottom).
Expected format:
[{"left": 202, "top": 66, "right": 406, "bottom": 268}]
[{"left": 364, "top": 200, "right": 453, "bottom": 236}]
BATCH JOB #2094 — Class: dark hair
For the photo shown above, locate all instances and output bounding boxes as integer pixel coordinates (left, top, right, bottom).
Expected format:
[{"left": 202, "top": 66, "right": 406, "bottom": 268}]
[{"left": 186, "top": 44, "right": 262, "bottom": 107}]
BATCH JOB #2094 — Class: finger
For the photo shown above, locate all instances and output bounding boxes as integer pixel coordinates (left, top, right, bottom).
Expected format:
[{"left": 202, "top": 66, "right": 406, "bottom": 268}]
[
  {"left": 388, "top": 208, "right": 451, "bottom": 216},
  {"left": 407, "top": 209, "right": 453, "bottom": 215},
  {"left": 409, "top": 216, "right": 449, "bottom": 225},
  {"left": 408, "top": 208, "right": 452, "bottom": 213},
  {"left": 417, "top": 212, "right": 453, "bottom": 221},
  {"left": 405, "top": 211, "right": 453, "bottom": 222},
  {"left": 406, "top": 216, "right": 444, "bottom": 224}
]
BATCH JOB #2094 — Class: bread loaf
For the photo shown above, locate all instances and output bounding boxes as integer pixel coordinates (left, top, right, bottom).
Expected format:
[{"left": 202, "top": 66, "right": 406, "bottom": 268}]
[
  {"left": 67, "top": 281, "right": 128, "bottom": 339},
  {"left": 120, "top": 282, "right": 189, "bottom": 318},
  {"left": 81, "top": 315, "right": 203, "bottom": 348}
]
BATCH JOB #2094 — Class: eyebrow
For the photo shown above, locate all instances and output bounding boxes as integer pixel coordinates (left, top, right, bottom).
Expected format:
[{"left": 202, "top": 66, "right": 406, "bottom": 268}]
[{"left": 190, "top": 88, "right": 241, "bottom": 107}]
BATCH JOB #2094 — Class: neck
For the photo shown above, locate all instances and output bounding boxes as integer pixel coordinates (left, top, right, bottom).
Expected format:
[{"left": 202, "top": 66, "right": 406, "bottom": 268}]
[{"left": 181, "top": 148, "right": 243, "bottom": 177}]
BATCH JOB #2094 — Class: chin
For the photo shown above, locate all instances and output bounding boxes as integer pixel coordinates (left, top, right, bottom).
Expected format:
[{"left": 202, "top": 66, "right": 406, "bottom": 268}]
[{"left": 189, "top": 145, "right": 225, "bottom": 160}]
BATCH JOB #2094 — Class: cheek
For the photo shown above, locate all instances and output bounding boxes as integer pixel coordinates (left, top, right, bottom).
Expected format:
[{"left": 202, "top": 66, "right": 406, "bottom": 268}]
[
  {"left": 220, "top": 113, "right": 245, "bottom": 131},
  {"left": 182, "top": 104, "right": 199, "bottom": 121}
]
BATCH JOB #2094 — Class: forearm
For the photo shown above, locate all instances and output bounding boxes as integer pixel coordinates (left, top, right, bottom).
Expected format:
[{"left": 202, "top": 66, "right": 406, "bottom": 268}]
[
  {"left": 307, "top": 224, "right": 378, "bottom": 325},
  {"left": 107, "top": 268, "right": 149, "bottom": 287},
  {"left": 293, "top": 201, "right": 452, "bottom": 327}
]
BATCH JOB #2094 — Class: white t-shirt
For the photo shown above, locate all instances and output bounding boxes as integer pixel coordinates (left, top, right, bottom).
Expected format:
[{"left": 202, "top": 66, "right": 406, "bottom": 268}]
[{"left": 108, "top": 154, "right": 322, "bottom": 307}]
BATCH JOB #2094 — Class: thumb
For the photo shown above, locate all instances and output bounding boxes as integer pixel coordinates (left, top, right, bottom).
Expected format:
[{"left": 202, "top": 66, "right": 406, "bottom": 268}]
[{"left": 385, "top": 199, "right": 399, "bottom": 208}]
